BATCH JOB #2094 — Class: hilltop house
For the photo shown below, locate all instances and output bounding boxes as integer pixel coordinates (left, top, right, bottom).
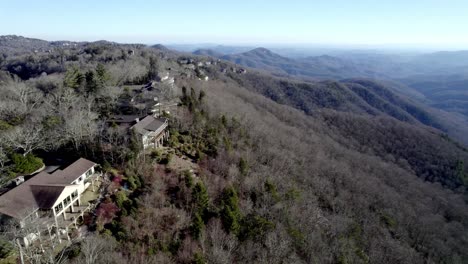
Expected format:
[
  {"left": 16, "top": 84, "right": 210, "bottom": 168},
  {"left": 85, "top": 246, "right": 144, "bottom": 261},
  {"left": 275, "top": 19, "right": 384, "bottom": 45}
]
[
  {"left": 131, "top": 115, "right": 169, "bottom": 150},
  {"left": 155, "top": 72, "right": 175, "bottom": 86},
  {"left": 0, "top": 158, "right": 101, "bottom": 245}
]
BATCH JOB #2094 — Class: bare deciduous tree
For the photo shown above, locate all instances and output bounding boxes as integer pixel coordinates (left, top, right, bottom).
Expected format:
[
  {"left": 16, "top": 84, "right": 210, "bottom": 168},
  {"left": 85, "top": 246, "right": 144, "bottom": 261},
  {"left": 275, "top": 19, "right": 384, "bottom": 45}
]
[
  {"left": 2, "top": 124, "right": 49, "bottom": 156},
  {"left": 79, "top": 235, "right": 117, "bottom": 264}
]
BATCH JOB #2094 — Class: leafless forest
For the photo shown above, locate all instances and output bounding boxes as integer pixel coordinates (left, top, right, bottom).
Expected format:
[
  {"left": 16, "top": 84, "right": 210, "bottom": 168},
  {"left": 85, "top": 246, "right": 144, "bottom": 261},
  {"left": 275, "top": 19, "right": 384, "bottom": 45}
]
[{"left": 0, "top": 37, "right": 467, "bottom": 263}]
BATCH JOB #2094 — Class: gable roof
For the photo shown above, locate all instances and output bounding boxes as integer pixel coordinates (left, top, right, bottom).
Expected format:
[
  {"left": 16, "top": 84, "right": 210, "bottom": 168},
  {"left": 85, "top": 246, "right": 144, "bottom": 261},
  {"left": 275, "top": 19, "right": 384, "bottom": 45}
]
[
  {"left": 0, "top": 158, "right": 96, "bottom": 220},
  {"left": 131, "top": 115, "right": 167, "bottom": 136},
  {"left": 53, "top": 158, "right": 96, "bottom": 184},
  {"left": 0, "top": 183, "right": 40, "bottom": 219},
  {"left": 30, "top": 184, "right": 68, "bottom": 209}
]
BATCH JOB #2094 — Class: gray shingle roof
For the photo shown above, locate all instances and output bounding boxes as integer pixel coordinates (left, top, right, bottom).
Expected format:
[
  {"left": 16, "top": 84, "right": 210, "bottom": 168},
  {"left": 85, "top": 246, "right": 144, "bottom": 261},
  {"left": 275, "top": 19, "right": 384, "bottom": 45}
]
[{"left": 131, "top": 115, "right": 167, "bottom": 135}]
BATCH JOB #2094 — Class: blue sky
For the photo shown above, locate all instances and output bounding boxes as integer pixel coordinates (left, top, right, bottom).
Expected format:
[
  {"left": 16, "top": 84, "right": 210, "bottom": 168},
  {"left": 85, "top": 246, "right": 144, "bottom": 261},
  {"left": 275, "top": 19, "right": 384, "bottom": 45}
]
[{"left": 1, "top": 0, "right": 468, "bottom": 49}]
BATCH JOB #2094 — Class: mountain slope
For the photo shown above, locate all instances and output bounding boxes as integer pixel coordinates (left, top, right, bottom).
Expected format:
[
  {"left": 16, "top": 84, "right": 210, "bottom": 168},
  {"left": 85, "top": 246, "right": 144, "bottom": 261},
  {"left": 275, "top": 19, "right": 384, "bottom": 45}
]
[
  {"left": 1, "top": 36, "right": 468, "bottom": 263},
  {"left": 219, "top": 48, "right": 388, "bottom": 79}
]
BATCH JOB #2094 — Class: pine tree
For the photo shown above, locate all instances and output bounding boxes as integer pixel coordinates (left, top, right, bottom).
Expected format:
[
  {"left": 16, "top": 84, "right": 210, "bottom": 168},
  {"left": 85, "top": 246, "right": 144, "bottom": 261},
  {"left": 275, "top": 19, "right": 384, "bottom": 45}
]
[
  {"left": 220, "top": 186, "right": 241, "bottom": 235},
  {"left": 85, "top": 70, "right": 98, "bottom": 93},
  {"left": 191, "top": 212, "right": 204, "bottom": 239},
  {"left": 192, "top": 182, "right": 209, "bottom": 213},
  {"left": 64, "top": 67, "right": 84, "bottom": 89}
]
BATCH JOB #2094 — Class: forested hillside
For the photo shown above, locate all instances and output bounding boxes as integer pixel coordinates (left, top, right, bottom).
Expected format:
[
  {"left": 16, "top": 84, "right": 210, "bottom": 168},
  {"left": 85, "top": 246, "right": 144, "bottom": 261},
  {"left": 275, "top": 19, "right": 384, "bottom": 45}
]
[
  {"left": 201, "top": 46, "right": 468, "bottom": 130},
  {"left": 0, "top": 37, "right": 468, "bottom": 264}
]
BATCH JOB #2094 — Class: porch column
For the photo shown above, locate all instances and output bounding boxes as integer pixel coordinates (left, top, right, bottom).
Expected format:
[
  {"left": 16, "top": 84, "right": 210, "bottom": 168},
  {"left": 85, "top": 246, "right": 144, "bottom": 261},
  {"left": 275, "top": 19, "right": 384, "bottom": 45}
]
[
  {"left": 54, "top": 216, "right": 61, "bottom": 243},
  {"left": 36, "top": 227, "right": 42, "bottom": 243},
  {"left": 70, "top": 203, "right": 74, "bottom": 213},
  {"left": 48, "top": 225, "right": 52, "bottom": 240},
  {"left": 66, "top": 226, "right": 70, "bottom": 242}
]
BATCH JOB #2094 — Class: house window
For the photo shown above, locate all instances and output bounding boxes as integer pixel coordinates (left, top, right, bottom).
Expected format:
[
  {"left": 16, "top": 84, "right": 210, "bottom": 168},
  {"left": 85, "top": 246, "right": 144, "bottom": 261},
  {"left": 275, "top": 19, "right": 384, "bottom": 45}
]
[
  {"left": 86, "top": 169, "right": 93, "bottom": 177},
  {"left": 63, "top": 196, "right": 71, "bottom": 207},
  {"left": 54, "top": 203, "right": 63, "bottom": 214},
  {"left": 71, "top": 190, "right": 78, "bottom": 200}
]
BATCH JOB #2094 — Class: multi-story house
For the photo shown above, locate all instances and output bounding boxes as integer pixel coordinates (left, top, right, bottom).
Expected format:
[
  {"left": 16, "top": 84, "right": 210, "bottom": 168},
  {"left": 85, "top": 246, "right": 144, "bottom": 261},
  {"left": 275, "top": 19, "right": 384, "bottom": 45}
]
[{"left": 0, "top": 158, "right": 101, "bottom": 245}]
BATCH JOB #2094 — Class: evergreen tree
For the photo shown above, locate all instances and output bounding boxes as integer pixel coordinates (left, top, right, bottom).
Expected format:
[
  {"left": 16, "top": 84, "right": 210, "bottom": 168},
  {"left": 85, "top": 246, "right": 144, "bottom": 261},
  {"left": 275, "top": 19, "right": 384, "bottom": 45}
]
[
  {"left": 220, "top": 186, "right": 241, "bottom": 235},
  {"left": 192, "top": 182, "right": 209, "bottom": 213},
  {"left": 147, "top": 56, "right": 160, "bottom": 81},
  {"left": 96, "top": 63, "right": 109, "bottom": 83},
  {"left": 64, "top": 67, "right": 84, "bottom": 89},
  {"left": 85, "top": 70, "right": 98, "bottom": 93},
  {"left": 191, "top": 211, "right": 204, "bottom": 239}
]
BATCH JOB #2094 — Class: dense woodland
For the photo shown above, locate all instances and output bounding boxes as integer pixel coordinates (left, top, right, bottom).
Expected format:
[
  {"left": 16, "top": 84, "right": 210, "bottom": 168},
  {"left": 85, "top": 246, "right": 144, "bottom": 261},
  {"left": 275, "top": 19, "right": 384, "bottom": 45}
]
[{"left": 0, "top": 36, "right": 468, "bottom": 263}]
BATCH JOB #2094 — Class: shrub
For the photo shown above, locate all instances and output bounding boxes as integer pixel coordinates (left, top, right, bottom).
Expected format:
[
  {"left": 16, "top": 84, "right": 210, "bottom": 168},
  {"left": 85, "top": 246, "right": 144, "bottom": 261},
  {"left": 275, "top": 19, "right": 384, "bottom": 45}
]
[
  {"left": 11, "top": 153, "right": 43, "bottom": 174},
  {"left": 159, "top": 153, "right": 173, "bottom": 164},
  {"left": 126, "top": 175, "right": 141, "bottom": 190},
  {"left": 192, "top": 252, "right": 206, "bottom": 264},
  {"left": 150, "top": 150, "right": 161, "bottom": 160},
  {"left": 194, "top": 149, "right": 205, "bottom": 162},
  {"left": 0, "top": 120, "right": 12, "bottom": 131},
  {"left": 265, "top": 180, "right": 281, "bottom": 202},
  {"left": 239, "top": 157, "right": 249, "bottom": 176},
  {"left": 0, "top": 238, "right": 13, "bottom": 258},
  {"left": 114, "top": 191, "right": 128, "bottom": 209}
]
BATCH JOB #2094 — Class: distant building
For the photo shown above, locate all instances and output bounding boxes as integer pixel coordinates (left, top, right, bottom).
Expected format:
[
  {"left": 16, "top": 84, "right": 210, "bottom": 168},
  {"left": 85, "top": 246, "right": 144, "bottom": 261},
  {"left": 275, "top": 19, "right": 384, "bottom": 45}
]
[
  {"left": 154, "top": 72, "right": 175, "bottom": 87},
  {"left": 131, "top": 115, "right": 169, "bottom": 150},
  {"left": 185, "top": 64, "right": 196, "bottom": 70},
  {"left": 178, "top": 59, "right": 189, "bottom": 64}
]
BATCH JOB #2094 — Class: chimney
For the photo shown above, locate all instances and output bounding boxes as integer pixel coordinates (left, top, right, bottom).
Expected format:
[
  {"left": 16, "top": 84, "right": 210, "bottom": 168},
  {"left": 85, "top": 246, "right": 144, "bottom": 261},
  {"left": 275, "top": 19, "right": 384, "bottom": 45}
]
[{"left": 14, "top": 176, "right": 25, "bottom": 186}]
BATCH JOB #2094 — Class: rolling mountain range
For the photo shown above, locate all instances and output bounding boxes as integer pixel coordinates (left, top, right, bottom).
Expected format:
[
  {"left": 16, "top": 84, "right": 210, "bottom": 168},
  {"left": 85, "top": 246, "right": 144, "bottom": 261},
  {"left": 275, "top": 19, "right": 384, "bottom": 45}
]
[
  {"left": 193, "top": 47, "right": 468, "bottom": 136},
  {"left": 2, "top": 36, "right": 468, "bottom": 262}
]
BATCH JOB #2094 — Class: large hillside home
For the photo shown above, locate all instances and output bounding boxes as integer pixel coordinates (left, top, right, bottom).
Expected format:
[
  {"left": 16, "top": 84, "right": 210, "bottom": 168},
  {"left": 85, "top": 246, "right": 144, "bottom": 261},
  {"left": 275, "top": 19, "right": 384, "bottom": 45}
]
[
  {"left": 0, "top": 158, "right": 101, "bottom": 245},
  {"left": 131, "top": 115, "right": 169, "bottom": 149}
]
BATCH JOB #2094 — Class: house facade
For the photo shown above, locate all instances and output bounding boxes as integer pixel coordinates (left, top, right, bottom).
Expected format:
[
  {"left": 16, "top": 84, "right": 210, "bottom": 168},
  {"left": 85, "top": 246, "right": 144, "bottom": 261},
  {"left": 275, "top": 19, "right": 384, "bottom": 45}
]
[
  {"left": 131, "top": 115, "right": 169, "bottom": 150},
  {"left": 0, "top": 158, "right": 101, "bottom": 245}
]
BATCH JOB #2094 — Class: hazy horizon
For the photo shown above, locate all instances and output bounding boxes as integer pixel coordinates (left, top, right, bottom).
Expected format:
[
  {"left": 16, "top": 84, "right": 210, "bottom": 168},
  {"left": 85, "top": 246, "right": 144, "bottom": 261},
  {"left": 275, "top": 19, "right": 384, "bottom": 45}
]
[{"left": 1, "top": 0, "right": 468, "bottom": 51}]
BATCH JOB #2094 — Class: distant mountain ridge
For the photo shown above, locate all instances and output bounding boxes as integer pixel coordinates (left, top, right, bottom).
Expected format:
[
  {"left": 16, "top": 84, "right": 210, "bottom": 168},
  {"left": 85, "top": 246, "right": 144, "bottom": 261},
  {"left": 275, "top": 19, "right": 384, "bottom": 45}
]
[
  {"left": 193, "top": 49, "right": 224, "bottom": 57},
  {"left": 198, "top": 46, "right": 468, "bottom": 130},
  {"left": 217, "top": 47, "right": 382, "bottom": 79}
]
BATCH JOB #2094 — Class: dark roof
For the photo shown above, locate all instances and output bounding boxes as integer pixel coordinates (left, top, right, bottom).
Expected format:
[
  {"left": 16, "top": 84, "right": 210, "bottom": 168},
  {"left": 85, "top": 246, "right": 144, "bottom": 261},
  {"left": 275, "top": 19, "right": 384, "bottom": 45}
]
[
  {"left": 52, "top": 158, "right": 96, "bottom": 184},
  {"left": 108, "top": 115, "right": 143, "bottom": 124},
  {"left": 0, "top": 183, "right": 40, "bottom": 219},
  {"left": 145, "top": 119, "right": 166, "bottom": 131},
  {"left": 0, "top": 158, "right": 96, "bottom": 219},
  {"left": 131, "top": 115, "right": 167, "bottom": 135},
  {"left": 30, "top": 185, "right": 67, "bottom": 209}
]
